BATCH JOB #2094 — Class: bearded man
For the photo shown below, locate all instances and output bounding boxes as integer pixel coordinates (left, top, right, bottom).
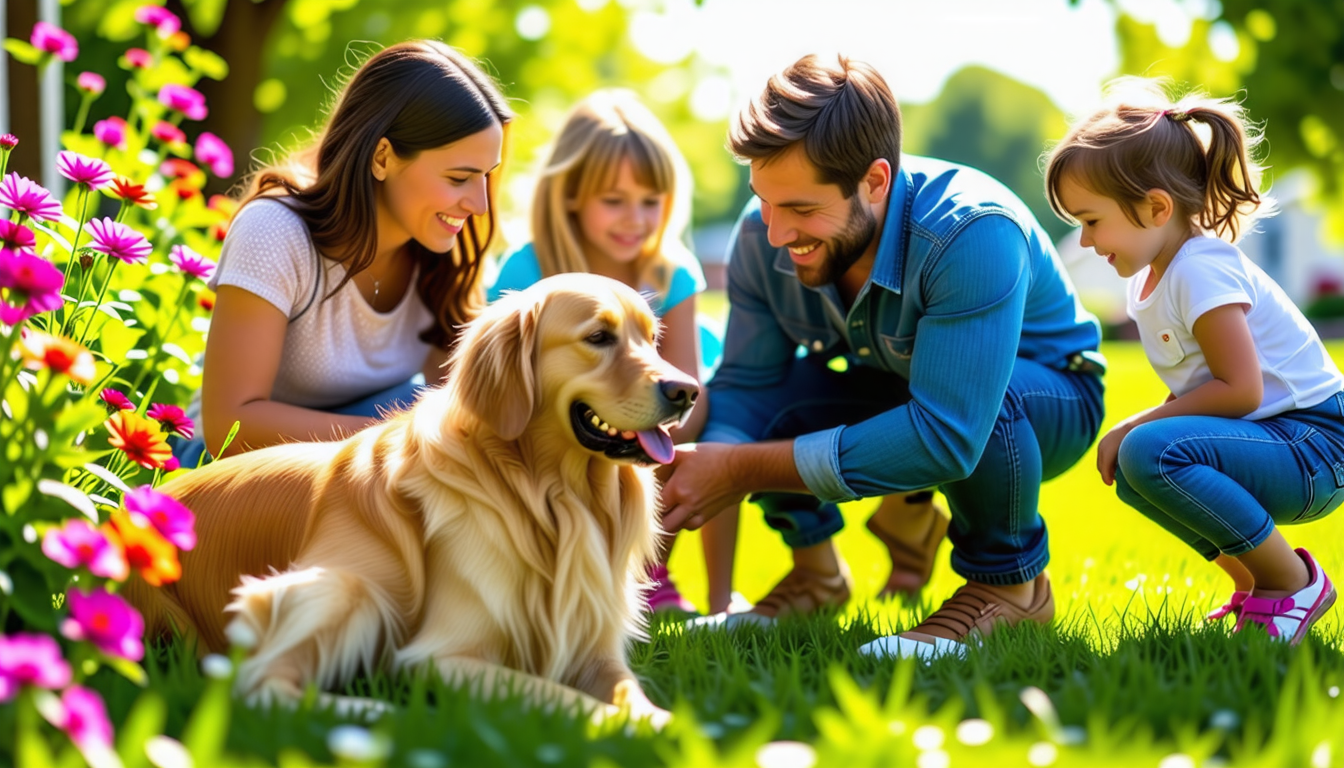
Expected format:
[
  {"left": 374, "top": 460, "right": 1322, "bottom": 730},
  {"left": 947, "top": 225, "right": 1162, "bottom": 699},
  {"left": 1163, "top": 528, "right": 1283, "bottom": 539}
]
[{"left": 660, "top": 54, "right": 1106, "bottom": 657}]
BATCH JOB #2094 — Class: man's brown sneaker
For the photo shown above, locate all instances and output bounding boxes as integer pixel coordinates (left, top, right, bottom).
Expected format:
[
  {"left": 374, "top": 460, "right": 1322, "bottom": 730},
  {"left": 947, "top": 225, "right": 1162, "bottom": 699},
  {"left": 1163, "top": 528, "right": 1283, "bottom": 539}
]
[
  {"left": 859, "top": 573, "right": 1054, "bottom": 660},
  {"left": 865, "top": 494, "right": 949, "bottom": 598}
]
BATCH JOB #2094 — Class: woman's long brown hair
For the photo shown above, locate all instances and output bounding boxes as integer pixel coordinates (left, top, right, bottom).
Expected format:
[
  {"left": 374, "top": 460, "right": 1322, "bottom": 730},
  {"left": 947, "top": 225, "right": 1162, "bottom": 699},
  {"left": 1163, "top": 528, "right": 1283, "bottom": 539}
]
[{"left": 239, "top": 40, "right": 515, "bottom": 348}]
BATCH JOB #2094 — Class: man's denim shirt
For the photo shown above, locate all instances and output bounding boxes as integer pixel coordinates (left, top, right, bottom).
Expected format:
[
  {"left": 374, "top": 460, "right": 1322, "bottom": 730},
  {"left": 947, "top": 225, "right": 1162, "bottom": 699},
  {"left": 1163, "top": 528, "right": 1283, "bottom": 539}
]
[{"left": 705, "top": 155, "right": 1104, "bottom": 504}]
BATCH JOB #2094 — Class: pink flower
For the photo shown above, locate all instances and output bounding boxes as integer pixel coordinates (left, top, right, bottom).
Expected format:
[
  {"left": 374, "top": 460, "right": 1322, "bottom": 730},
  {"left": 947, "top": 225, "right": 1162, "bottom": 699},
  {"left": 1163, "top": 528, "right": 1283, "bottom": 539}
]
[
  {"left": 157, "top": 84, "right": 207, "bottom": 121},
  {"left": 0, "top": 173, "right": 63, "bottom": 223},
  {"left": 169, "top": 244, "right": 215, "bottom": 281},
  {"left": 76, "top": 72, "right": 105, "bottom": 96},
  {"left": 0, "top": 248, "right": 65, "bottom": 326},
  {"left": 194, "top": 132, "right": 234, "bottom": 178},
  {"left": 0, "top": 134, "right": 17, "bottom": 150},
  {"left": 124, "top": 484, "right": 195, "bottom": 550},
  {"left": 47, "top": 686, "right": 116, "bottom": 763},
  {"left": 42, "top": 519, "right": 129, "bottom": 580},
  {"left": 30, "top": 22, "right": 77, "bottom": 62},
  {"left": 150, "top": 120, "right": 186, "bottom": 146},
  {"left": 93, "top": 117, "right": 128, "bottom": 150},
  {"left": 163, "top": 456, "right": 181, "bottom": 472},
  {"left": 146, "top": 403, "right": 195, "bottom": 442},
  {"left": 134, "top": 5, "right": 181, "bottom": 37},
  {"left": 0, "top": 220, "right": 36, "bottom": 252},
  {"left": 61, "top": 587, "right": 144, "bottom": 661},
  {"left": 160, "top": 158, "right": 201, "bottom": 180},
  {"left": 57, "top": 151, "right": 114, "bottom": 189},
  {"left": 0, "top": 633, "right": 72, "bottom": 701},
  {"left": 100, "top": 388, "right": 135, "bottom": 412},
  {"left": 123, "top": 48, "right": 152, "bottom": 69},
  {"left": 84, "top": 218, "right": 151, "bottom": 264}
]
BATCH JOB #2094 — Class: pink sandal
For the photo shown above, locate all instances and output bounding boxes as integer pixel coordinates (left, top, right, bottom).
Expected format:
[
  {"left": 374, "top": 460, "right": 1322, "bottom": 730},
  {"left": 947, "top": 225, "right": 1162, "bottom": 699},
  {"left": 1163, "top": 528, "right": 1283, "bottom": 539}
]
[
  {"left": 1235, "top": 549, "right": 1336, "bottom": 645},
  {"left": 1206, "top": 590, "right": 1250, "bottom": 622},
  {"left": 645, "top": 563, "right": 698, "bottom": 615}
]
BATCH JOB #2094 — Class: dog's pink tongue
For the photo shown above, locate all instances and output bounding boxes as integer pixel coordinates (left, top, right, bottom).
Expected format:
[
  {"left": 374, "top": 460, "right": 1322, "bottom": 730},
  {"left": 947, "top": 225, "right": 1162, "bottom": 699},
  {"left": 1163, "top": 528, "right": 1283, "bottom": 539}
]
[{"left": 635, "top": 428, "right": 675, "bottom": 465}]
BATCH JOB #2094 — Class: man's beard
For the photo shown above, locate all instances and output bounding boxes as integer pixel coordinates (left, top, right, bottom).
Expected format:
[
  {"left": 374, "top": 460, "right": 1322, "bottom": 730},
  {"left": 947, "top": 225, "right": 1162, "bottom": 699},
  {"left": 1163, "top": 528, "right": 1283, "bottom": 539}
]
[{"left": 794, "top": 194, "right": 878, "bottom": 288}]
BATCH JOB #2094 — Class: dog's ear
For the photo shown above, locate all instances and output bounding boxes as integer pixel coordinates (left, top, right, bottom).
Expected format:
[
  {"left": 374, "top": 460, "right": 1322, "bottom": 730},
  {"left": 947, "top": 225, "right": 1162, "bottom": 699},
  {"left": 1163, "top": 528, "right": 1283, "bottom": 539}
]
[{"left": 456, "top": 302, "right": 540, "bottom": 441}]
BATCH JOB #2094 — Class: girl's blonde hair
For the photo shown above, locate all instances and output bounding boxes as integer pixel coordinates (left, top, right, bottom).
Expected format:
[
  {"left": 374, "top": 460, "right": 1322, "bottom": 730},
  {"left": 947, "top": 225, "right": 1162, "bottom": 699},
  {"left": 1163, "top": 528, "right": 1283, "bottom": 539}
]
[
  {"left": 1045, "top": 77, "right": 1272, "bottom": 244},
  {"left": 531, "top": 89, "right": 694, "bottom": 294}
]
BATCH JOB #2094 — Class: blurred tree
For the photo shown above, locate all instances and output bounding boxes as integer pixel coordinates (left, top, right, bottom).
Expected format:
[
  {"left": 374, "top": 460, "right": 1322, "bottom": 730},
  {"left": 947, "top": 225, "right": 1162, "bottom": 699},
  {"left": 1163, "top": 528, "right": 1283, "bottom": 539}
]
[
  {"left": 1098, "top": 1, "right": 1344, "bottom": 238},
  {"left": 902, "top": 66, "right": 1072, "bottom": 241}
]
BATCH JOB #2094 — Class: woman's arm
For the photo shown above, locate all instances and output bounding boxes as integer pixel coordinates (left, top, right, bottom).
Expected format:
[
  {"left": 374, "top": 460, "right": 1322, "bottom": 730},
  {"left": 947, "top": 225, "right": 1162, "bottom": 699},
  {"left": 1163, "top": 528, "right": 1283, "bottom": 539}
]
[
  {"left": 658, "top": 296, "right": 709, "bottom": 442},
  {"left": 201, "top": 285, "right": 378, "bottom": 457}
]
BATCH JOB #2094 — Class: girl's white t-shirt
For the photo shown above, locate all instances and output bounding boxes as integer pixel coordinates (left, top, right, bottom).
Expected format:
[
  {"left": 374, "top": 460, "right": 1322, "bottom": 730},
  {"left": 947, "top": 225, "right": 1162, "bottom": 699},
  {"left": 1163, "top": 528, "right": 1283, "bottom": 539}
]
[
  {"left": 1127, "top": 235, "right": 1343, "bottom": 420},
  {"left": 207, "top": 198, "right": 434, "bottom": 409}
]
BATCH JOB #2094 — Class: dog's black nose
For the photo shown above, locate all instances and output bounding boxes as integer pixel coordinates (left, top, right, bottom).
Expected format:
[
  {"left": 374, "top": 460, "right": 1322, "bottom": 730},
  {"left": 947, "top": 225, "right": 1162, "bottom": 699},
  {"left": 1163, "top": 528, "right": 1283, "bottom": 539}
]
[{"left": 659, "top": 378, "right": 700, "bottom": 407}]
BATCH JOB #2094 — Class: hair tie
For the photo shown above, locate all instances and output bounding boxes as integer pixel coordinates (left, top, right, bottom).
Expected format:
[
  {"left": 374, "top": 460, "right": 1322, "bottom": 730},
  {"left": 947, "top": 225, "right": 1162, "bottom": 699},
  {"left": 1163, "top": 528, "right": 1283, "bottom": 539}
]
[{"left": 1162, "top": 109, "right": 1190, "bottom": 123}]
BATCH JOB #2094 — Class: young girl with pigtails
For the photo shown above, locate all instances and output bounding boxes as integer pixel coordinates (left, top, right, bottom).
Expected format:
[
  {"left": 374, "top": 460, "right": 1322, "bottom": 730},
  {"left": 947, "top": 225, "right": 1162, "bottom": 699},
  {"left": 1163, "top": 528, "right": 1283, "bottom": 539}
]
[{"left": 1046, "top": 78, "right": 1343, "bottom": 644}]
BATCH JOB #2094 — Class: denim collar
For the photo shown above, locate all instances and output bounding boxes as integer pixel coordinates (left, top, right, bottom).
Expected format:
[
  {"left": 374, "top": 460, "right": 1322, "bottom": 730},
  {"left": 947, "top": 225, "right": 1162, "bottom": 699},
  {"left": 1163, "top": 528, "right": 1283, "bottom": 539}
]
[{"left": 771, "top": 163, "right": 912, "bottom": 296}]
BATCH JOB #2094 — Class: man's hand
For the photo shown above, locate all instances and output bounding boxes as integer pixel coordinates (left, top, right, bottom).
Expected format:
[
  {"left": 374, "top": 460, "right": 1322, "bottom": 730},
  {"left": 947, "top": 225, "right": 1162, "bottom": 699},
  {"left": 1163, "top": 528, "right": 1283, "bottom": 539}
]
[{"left": 659, "top": 443, "right": 747, "bottom": 532}]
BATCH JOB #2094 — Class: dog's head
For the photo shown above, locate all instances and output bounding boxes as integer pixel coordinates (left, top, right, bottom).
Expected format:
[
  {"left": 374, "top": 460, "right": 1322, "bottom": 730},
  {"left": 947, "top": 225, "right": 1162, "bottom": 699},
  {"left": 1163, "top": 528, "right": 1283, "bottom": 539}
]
[{"left": 450, "top": 274, "right": 699, "bottom": 465}]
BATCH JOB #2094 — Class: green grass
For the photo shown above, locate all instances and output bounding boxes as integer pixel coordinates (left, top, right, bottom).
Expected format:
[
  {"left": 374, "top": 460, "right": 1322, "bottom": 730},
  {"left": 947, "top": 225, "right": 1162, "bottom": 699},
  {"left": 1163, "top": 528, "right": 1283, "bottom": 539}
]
[{"left": 14, "top": 338, "right": 1344, "bottom": 768}]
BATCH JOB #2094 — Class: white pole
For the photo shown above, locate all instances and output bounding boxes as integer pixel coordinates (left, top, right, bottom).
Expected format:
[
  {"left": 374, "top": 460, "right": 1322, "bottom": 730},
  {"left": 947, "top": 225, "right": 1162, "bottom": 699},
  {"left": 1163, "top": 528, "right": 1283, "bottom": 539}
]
[
  {"left": 40, "top": 0, "right": 63, "bottom": 196},
  {"left": 0, "top": 0, "right": 9, "bottom": 136}
]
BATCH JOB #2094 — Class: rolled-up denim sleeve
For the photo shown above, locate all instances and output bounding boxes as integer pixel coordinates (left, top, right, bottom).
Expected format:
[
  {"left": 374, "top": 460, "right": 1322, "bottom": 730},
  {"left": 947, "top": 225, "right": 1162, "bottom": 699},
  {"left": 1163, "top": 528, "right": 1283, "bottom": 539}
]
[{"left": 797, "top": 215, "right": 1032, "bottom": 502}]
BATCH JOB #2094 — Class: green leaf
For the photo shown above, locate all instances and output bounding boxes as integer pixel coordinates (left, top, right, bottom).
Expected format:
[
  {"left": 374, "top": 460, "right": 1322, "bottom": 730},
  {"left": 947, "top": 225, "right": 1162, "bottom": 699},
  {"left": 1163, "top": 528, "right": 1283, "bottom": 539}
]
[
  {"left": 3, "top": 38, "right": 44, "bottom": 66},
  {"left": 55, "top": 400, "right": 109, "bottom": 441},
  {"left": 3, "top": 473, "right": 35, "bottom": 515},
  {"left": 4, "top": 558, "right": 58, "bottom": 632},
  {"left": 182, "top": 0, "right": 229, "bottom": 37},
  {"left": 116, "top": 691, "right": 167, "bottom": 768},
  {"left": 103, "top": 653, "right": 149, "bottom": 687},
  {"left": 60, "top": 130, "right": 108, "bottom": 159},
  {"left": 95, "top": 320, "right": 146, "bottom": 362},
  {"left": 184, "top": 46, "right": 229, "bottom": 81}
]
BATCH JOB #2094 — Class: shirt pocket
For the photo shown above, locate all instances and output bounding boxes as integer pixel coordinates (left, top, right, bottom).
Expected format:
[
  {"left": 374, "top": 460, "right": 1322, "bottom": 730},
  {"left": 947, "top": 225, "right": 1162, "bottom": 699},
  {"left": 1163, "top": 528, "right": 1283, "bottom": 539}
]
[
  {"left": 1145, "top": 328, "right": 1186, "bottom": 367},
  {"left": 779, "top": 318, "right": 841, "bottom": 355},
  {"left": 879, "top": 333, "right": 915, "bottom": 362}
]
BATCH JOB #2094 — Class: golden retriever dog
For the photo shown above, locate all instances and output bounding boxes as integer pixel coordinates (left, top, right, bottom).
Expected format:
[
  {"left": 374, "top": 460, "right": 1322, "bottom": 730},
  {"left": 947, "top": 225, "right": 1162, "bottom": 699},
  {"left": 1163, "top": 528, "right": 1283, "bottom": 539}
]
[{"left": 124, "top": 274, "right": 698, "bottom": 722}]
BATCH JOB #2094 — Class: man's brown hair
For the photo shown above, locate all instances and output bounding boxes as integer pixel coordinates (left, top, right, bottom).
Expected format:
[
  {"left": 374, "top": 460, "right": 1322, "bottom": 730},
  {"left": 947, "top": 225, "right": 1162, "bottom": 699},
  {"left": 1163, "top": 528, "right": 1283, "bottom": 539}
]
[{"left": 730, "top": 54, "right": 901, "bottom": 197}]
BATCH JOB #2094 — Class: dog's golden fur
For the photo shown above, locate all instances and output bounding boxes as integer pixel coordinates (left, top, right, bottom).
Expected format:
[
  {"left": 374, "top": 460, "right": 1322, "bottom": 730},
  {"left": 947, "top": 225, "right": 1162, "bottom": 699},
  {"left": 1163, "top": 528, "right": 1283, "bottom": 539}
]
[{"left": 125, "top": 275, "right": 696, "bottom": 718}]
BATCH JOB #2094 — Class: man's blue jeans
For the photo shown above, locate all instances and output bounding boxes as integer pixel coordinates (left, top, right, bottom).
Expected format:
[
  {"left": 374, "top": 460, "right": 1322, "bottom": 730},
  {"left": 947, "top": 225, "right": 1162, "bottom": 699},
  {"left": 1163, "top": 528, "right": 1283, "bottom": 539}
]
[
  {"left": 704, "top": 355, "right": 1105, "bottom": 586},
  {"left": 1114, "top": 391, "right": 1344, "bottom": 559}
]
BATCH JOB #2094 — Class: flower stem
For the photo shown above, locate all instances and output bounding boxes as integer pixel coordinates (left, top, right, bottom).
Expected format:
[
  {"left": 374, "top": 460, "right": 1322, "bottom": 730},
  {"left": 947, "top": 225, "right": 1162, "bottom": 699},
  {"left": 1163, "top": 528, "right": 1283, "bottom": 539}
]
[
  {"left": 129, "top": 277, "right": 190, "bottom": 397},
  {"left": 76, "top": 258, "right": 119, "bottom": 348},
  {"left": 58, "top": 186, "right": 91, "bottom": 336},
  {"left": 73, "top": 95, "right": 92, "bottom": 136}
]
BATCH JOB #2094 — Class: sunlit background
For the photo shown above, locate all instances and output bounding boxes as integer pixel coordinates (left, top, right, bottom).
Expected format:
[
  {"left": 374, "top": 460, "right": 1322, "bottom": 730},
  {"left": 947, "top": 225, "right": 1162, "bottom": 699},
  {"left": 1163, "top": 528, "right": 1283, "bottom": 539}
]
[{"left": 9, "top": 0, "right": 1344, "bottom": 330}]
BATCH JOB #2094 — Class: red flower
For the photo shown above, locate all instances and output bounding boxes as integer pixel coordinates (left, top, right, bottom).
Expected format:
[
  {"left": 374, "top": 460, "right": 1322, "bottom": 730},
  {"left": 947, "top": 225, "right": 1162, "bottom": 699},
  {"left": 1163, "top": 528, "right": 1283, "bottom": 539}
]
[
  {"left": 108, "top": 510, "right": 180, "bottom": 586},
  {"left": 150, "top": 121, "right": 186, "bottom": 146},
  {"left": 104, "top": 176, "right": 157, "bottom": 210},
  {"left": 99, "top": 388, "right": 134, "bottom": 412},
  {"left": 122, "top": 48, "right": 152, "bottom": 69},
  {"left": 147, "top": 403, "right": 194, "bottom": 440},
  {"left": 18, "top": 330, "right": 95, "bottom": 384}
]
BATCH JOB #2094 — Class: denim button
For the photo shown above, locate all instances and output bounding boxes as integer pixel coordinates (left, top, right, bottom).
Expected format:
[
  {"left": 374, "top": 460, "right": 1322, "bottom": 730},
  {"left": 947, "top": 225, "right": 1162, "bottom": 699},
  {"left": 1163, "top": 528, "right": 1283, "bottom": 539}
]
[
  {"left": 811, "top": 340, "right": 824, "bottom": 351},
  {"left": 858, "top": 347, "right": 871, "bottom": 356}
]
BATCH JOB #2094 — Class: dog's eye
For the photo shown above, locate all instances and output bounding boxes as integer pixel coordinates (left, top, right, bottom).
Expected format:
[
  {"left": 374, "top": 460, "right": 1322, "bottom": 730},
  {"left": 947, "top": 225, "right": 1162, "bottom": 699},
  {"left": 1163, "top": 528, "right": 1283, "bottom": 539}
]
[{"left": 586, "top": 329, "right": 616, "bottom": 347}]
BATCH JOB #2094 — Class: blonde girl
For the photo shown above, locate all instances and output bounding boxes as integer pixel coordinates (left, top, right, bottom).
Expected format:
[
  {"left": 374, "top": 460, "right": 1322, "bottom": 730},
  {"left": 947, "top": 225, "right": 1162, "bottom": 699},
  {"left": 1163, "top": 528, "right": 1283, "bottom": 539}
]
[
  {"left": 489, "top": 89, "right": 738, "bottom": 615},
  {"left": 1046, "top": 78, "right": 1343, "bottom": 644}
]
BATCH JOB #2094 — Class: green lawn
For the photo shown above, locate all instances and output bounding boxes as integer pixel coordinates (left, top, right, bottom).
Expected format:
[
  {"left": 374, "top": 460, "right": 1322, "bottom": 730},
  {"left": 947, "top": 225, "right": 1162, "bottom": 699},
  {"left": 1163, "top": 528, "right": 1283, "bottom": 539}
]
[{"left": 33, "top": 338, "right": 1344, "bottom": 768}]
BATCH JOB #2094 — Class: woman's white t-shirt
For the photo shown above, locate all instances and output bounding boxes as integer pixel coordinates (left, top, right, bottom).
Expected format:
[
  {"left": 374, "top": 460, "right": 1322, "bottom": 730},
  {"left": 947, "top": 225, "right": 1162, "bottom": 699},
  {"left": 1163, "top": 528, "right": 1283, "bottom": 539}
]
[
  {"left": 207, "top": 198, "right": 434, "bottom": 409},
  {"left": 1127, "top": 235, "right": 1343, "bottom": 420}
]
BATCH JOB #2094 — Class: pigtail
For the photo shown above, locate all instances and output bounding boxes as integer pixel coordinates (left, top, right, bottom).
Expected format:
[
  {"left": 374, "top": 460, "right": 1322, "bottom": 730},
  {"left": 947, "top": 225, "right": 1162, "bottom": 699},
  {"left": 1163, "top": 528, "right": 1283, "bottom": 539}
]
[{"left": 1178, "top": 101, "right": 1270, "bottom": 243}]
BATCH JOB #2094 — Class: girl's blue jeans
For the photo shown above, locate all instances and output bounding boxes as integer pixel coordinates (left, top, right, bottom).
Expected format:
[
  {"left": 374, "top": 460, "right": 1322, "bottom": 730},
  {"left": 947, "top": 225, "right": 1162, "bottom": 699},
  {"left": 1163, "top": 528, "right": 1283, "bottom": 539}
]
[
  {"left": 171, "top": 374, "right": 428, "bottom": 468},
  {"left": 707, "top": 353, "right": 1105, "bottom": 586},
  {"left": 1114, "top": 391, "right": 1344, "bottom": 560}
]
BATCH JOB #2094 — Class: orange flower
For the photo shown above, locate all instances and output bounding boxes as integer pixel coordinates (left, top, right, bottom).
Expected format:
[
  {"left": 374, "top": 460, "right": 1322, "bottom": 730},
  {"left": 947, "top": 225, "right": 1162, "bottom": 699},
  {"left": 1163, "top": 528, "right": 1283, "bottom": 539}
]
[
  {"left": 104, "top": 411, "right": 172, "bottom": 470},
  {"left": 108, "top": 509, "right": 180, "bottom": 586},
  {"left": 105, "top": 176, "right": 157, "bottom": 210},
  {"left": 18, "top": 330, "right": 96, "bottom": 385}
]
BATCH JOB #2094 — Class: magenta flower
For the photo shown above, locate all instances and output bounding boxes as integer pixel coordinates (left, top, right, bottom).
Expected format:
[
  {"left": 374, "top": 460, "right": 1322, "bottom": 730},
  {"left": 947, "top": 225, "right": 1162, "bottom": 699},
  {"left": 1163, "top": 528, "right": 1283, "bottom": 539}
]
[
  {"left": 0, "top": 633, "right": 72, "bottom": 701},
  {"left": 134, "top": 5, "right": 181, "bottom": 37},
  {"left": 30, "top": 22, "right": 78, "bottom": 63},
  {"left": 100, "top": 388, "right": 135, "bottom": 412},
  {"left": 124, "top": 484, "right": 196, "bottom": 550},
  {"left": 76, "top": 72, "right": 105, "bottom": 96},
  {"left": 0, "top": 134, "right": 17, "bottom": 150},
  {"left": 123, "top": 48, "right": 152, "bottom": 69},
  {"left": 163, "top": 456, "right": 181, "bottom": 472},
  {"left": 145, "top": 403, "right": 195, "bottom": 442},
  {"left": 57, "top": 152, "right": 114, "bottom": 189},
  {"left": 194, "top": 132, "right": 234, "bottom": 178},
  {"left": 93, "top": 117, "right": 128, "bottom": 150},
  {"left": 61, "top": 587, "right": 144, "bottom": 661},
  {"left": 0, "top": 248, "right": 65, "bottom": 326},
  {"left": 169, "top": 244, "right": 215, "bottom": 281},
  {"left": 157, "top": 84, "right": 207, "bottom": 121},
  {"left": 150, "top": 120, "right": 186, "bottom": 146},
  {"left": 0, "top": 173, "right": 63, "bottom": 223},
  {"left": 0, "top": 220, "right": 36, "bottom": 252},
  {"left": 47, "top": 686, "right": 116, "bottom": 762},
  {"left": 84, "top": 218, "right": 151, "bottom": 265},
  {"left": 42, "top": 519, "right": 129, "bottom": 580}
]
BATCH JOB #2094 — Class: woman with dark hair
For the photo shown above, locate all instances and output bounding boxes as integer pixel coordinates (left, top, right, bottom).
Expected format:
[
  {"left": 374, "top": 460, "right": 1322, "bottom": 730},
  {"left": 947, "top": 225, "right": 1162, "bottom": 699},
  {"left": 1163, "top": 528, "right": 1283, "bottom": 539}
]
[{"left": 179, "top": 41, "right": 513, "bottom": 461}]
